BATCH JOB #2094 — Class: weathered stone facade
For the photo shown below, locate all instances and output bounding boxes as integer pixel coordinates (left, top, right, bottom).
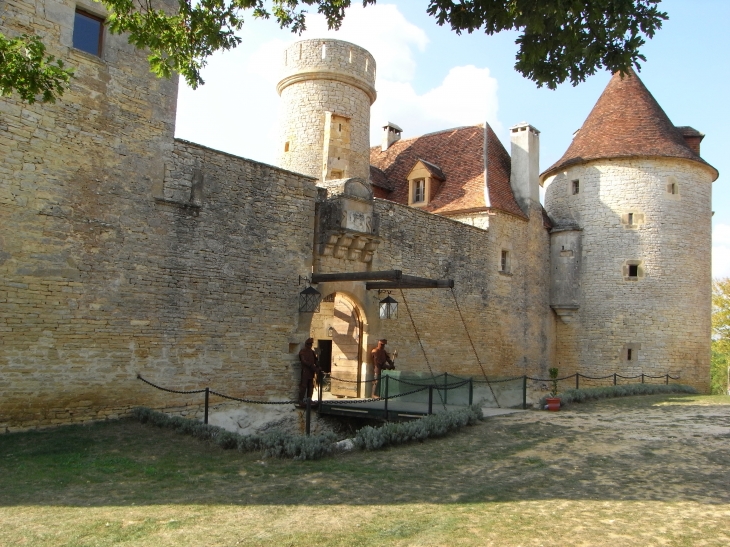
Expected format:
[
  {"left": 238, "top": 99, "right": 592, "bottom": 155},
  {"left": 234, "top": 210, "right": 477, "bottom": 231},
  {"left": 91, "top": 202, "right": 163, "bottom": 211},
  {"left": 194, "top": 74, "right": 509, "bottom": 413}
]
[
  {"left": 277, "top": 39, "right": 376, "bottom": 182},
  {"left": 544, "top": 158, "right": 714, "bottom": 389},
  {"left": 0, "top": 11, "right": 716, "bottom": 431}
]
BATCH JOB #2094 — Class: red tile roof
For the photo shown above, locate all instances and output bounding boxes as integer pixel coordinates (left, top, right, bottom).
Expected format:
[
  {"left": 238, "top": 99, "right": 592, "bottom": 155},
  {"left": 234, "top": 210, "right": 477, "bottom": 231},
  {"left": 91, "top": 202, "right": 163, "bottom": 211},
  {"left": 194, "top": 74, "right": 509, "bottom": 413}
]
[
  {"left": 369, "top": 125, "right": 526, "bottom": 218},
  {"left": 542, "top": 69, "right": 718, "bottom": 181}
]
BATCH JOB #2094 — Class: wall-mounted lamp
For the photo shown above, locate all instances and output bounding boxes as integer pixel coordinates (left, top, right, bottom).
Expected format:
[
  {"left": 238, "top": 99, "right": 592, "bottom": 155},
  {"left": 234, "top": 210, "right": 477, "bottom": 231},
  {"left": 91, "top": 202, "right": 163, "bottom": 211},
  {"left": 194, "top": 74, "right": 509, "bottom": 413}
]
[
  {"left": 327, "top": 326, "right": 334, "bottom": 337},
  {"left": 298, "top": 276, "right": 322, "bottom": 313},
  {"left": 379, "top": 292, "right": 398, "bottom": 320}
]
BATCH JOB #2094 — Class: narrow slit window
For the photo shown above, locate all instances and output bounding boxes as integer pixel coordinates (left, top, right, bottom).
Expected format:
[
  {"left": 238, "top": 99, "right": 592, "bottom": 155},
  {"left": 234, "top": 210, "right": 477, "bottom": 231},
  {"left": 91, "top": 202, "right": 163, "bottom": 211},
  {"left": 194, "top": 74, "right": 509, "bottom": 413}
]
[
  {"left": 73, "top": 10, "right": 104, "bottom": 56},
  {"left": 321, "top": 43, "right": 327, "bottom": 59},
  {"left": 571, "top": 179, "right": 580, "bottom": 195},
  {"left": 284, "top": 141, "right": 290, "bottom": 152},
  {"left": 627, "top": 348, "right": 632, "bottom": 361},
  {"left": 501, "top": 250, "right": 510, "bottom": 273},
  {"left": 628, "top": 213, "right": 634, "bottom": 225}
]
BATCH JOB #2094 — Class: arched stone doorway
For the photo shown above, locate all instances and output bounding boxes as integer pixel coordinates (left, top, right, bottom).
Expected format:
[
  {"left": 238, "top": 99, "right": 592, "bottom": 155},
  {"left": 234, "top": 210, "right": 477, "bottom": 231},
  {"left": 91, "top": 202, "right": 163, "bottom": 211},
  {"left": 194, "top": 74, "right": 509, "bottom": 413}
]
[{"left": 309, "top": 292, "right": 366, "bottom": 398}]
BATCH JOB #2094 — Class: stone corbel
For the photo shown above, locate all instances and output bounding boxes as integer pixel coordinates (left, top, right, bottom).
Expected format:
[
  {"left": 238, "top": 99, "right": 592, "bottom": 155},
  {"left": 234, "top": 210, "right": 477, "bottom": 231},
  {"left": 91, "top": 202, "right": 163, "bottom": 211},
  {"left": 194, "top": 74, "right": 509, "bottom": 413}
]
[
  {"left": 320, "top": 234, "right": 339, "bottom": 257},
  {"left": 347, "top": 236, "right": 368, "bottom": 261},
  {"left": 361, "top": 239, "right": 380, "bottom": 263},
  {"left": 333, "top": 234, "right": 353, "bottom": 259}
]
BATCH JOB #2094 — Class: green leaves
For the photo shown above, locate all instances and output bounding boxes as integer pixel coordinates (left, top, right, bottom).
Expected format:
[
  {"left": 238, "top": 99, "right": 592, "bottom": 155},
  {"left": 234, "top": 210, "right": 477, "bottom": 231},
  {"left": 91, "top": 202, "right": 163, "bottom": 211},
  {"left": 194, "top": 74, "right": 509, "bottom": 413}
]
[
  {"left": 425, "top": 0, "right": 668, "bottom": 88},
  {"left": 0, "top": 33, "right": 74, "bottom": 103},
  {"left": 3, "top": 0, "right": 668, "bottom": 103}
]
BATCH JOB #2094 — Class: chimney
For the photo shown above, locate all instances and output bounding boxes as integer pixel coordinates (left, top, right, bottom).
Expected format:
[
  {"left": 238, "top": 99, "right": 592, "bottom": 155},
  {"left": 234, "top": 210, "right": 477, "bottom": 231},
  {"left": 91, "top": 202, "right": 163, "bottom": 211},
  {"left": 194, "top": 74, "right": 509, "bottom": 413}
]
[
  {"left": 381, "top": 122, "right": 402, "bottom": 151},
  {"left": 509, "top": 122, "right": 540, "bottom": 214},
  {"left": 676, "top": 126, "right": 705, "bottom": 156}
]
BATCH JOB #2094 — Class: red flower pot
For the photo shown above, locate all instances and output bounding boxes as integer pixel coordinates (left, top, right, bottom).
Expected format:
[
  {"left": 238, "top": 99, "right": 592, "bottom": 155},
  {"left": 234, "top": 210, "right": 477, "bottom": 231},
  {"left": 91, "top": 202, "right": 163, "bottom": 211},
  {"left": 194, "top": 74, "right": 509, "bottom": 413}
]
[{"left": 545, "top": 397, "right": 561, "bottom": 411}]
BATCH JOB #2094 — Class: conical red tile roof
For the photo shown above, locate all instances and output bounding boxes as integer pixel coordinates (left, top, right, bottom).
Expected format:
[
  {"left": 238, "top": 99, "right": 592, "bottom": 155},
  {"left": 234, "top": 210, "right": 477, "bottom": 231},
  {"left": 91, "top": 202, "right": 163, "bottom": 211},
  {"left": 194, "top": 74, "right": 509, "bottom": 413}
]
[{"left": 541, "top": 69, "right": 718, "bottom": 181}]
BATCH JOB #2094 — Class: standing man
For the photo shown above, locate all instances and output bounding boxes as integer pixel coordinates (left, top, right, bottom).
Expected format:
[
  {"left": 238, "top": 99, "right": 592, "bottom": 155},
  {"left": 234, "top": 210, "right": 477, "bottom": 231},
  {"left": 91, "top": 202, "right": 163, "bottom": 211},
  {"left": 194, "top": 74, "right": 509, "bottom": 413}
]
[
  {"left": 298, "top": 338, "right": 321, "bottom": 406},
  {"left": 371, "top": 339, "right": 394, "bottom": 398}
]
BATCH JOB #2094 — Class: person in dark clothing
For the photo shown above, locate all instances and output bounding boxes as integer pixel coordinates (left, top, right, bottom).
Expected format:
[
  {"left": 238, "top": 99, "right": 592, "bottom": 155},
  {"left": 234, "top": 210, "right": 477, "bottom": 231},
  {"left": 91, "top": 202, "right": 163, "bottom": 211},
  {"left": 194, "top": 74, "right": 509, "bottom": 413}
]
[
  {"left": 298, "top": 338, "right": 321, "bottom": 405},
  {"left": 371, "top": 338, "right": 394, "bottom": 398}
]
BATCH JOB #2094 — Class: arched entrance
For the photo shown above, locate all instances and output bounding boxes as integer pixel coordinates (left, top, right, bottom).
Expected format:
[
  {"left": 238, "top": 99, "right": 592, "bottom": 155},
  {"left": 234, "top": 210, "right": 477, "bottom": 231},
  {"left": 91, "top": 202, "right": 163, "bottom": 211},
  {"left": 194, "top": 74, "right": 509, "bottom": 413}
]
[{"left": 309, "top": 292, "right": 366, "bottom": 398}]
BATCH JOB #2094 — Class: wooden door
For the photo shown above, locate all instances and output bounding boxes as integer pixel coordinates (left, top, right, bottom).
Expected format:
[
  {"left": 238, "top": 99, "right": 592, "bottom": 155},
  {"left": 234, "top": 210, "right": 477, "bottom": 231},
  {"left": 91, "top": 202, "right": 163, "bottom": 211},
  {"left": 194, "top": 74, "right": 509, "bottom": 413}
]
[{"left": 330, "top": 295, "right": 362, "bottom": 397}]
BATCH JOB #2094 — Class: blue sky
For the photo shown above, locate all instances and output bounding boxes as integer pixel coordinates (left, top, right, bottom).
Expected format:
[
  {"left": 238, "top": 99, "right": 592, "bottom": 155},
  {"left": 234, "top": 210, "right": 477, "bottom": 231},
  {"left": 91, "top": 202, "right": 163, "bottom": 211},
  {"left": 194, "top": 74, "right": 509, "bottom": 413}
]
[{"left": 175, "top": 0, "right": 729, "bottom": 276}]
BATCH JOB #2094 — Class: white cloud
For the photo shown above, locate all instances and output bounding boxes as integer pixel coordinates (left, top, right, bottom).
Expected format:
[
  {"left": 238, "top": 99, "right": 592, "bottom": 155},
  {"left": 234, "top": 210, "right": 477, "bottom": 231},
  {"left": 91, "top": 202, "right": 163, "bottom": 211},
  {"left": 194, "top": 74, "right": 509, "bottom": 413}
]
[
  {"left": 713, "top": 224, "right": 730, "bottom": 278},
  {"left": 174, "top": 3, "right": 501, "bottom": 165},
  {"left": 371, "top": 65, "right": 501, "bottom": 143}
]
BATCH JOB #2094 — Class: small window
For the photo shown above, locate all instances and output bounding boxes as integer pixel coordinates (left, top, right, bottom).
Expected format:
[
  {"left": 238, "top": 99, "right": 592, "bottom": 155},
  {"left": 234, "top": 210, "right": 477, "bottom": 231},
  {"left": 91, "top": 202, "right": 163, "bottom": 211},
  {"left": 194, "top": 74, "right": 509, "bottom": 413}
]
[
  {"left": 500, "top": 250, "right": 510, "bottom": 273},
  {"left": 571, "top": 179, "right": 580, "bottom": 195},
  {"left": 627, "top": 348, "right": 632, "bottom": 361},
  {"left": 628, "top": 264, "right": 638, "bottom": 277},
  {"left": 413, "top": 179, "right": 425, "bottom": 203},
  {"left": 627, "top": 213, "right": 634, "bottom": 225},
  {"left": 284, "top": 141, "right": 290, "bottom": 152},
  {"left": 330, "top": 169, "right": 343, "bottom": 179},
  {"left": 73, "top": 10, "right": 104, "bottom": 57}
]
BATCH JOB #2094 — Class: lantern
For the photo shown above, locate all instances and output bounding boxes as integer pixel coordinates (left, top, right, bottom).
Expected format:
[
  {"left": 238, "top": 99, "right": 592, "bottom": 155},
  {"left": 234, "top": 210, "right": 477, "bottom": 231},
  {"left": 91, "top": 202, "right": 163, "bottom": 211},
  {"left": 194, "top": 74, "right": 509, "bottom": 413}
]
[
  {"left": 379, "top": 294, "right": 398, "bottom": 320},
  {"left": 299, "top": 285, "right": 322, "bottom": 313}
]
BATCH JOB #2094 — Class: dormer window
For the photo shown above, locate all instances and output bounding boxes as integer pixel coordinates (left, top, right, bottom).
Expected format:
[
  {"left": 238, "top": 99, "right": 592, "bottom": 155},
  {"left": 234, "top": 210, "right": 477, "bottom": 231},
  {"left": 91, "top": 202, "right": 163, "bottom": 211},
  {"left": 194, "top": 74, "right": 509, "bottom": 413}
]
[
  {"left": 413, "top": 179, "right": 425, "bottom": 203},
  {"left": 406, "top": 159, "right": 445, "bottom": 208}
]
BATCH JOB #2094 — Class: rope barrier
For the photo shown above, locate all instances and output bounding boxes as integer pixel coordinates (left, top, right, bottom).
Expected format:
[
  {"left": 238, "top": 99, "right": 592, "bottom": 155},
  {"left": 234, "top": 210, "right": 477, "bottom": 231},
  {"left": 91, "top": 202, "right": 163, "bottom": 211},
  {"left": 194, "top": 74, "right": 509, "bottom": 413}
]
[
  {"left": 208, "top": 390, "right": 298, "bottom": 405},
  {"left": 136, "top": 374, "right": 207, "bottom": 394}
]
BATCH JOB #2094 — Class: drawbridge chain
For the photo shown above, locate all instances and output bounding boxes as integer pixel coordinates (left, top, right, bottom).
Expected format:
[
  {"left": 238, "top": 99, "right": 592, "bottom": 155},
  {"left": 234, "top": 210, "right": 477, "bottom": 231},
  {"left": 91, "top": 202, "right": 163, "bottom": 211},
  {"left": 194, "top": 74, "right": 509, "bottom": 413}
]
[
  {"left": 399, "top": 289, "right": 447, "bottom": 410},
  {"left": 450, "top": 287, "right": 501, "bottom": 408}
]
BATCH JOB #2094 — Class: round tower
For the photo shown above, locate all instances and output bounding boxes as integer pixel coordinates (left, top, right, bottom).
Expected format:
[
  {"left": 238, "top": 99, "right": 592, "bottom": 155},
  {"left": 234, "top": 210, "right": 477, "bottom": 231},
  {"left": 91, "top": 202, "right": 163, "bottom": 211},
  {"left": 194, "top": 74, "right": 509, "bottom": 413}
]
[
  {"left": 276, "top": 39, "right": 376, "bottom": 182},
  {"left": 542, "top": 70, "right": 718, "bottom": 390}
]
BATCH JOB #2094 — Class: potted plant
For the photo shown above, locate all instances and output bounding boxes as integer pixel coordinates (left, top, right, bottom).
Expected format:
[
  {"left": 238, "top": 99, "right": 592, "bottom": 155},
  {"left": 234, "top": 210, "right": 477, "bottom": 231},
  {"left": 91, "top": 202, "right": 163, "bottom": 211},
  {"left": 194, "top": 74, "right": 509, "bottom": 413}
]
[{"left": 545, "top": 367, "right": 561, "bottom": 411}]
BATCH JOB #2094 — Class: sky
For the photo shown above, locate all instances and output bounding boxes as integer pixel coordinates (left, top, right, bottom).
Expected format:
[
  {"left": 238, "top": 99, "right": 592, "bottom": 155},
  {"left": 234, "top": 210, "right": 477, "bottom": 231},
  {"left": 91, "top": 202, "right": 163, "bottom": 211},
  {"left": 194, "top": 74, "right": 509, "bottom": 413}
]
[{"left": 175, "top": 0, "right": 730, "bottom": 277}]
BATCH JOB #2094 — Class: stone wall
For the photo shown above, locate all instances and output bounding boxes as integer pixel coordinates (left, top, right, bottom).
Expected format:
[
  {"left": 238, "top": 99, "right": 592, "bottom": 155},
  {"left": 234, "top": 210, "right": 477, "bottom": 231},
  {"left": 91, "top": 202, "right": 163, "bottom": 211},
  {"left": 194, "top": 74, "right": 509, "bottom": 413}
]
[
  {"left": 544, "top": 158, "right": 714, "bottom": 390},
  {"left": 0, "top": 0, "right": 323, "bottom": 430},
  {"left": 308, "top": 196, "right": 555, "bottom": 383}
]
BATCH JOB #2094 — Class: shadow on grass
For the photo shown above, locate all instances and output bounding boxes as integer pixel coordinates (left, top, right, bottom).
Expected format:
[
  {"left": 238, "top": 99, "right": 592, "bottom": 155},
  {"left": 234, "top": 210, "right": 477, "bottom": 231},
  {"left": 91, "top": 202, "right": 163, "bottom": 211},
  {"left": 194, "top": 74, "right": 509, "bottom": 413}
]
[{"left": 2, "top": 394, "right": 730, "bottom": 508}]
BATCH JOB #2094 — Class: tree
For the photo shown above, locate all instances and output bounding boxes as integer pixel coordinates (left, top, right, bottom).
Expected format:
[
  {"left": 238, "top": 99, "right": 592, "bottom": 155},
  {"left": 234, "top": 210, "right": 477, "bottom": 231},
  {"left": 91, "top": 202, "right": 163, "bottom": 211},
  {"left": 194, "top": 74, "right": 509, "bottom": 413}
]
[
  {"left": 0, "top": 34, "right": 74, "bottom": 104},
  {"left": 1, "top": 0, "right": 667, "bottom": 103},
  {"left": 711, "top": 278, "right": 730, "bottom": 395}
]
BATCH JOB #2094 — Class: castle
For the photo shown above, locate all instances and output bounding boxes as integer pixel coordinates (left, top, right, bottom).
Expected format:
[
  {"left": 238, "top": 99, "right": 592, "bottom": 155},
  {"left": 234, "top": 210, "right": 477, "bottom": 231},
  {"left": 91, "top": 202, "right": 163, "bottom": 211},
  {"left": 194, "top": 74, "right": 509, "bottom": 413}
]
[{"left": 0, "top": 1, "right": 718, "bottom": 430}]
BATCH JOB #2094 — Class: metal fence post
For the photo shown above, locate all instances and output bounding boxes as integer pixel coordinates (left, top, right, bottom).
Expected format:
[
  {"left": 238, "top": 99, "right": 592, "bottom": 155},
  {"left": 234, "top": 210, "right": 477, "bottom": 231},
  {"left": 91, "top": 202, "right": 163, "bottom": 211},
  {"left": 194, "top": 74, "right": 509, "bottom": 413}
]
[
  {"left": 468, "top": 378, "right": 473, "bottom": 406},
  {"left": 614, "top": 373, "right": 617, "bottom": 386},
  {"left": 444, "top": 372, "right": 448, "bottom": 405},
  {"left": 666, "top": 373, "right": 669, "bottom": 385},
  {"left": 204, "top": 387, "right": 209, "bottom": 425},
  {"left": 428, "top": 385, "right": 433, "bottom": 415},
  {"left": 575, "top": 373, "right": 579, "bottom": 390},
  {"left": 641, "top": 373, "right": 645, "bottom": 384},
  {"left": 384, "top": 374, "right": 389, "bottom": 421},
  {"left": 305, "top": 398, "right": 311, "bottom": 435},
  {"left": 523, "top": 375, "right": 527, "bottom": 410}
]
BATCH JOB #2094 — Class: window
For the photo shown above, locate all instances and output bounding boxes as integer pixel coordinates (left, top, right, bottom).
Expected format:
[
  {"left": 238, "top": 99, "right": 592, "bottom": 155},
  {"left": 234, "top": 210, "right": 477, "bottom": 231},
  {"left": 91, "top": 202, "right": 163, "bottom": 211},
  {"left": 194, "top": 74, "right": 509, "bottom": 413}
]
[
  {"left": 627, "top": 348, "right": 633, "bottom": 361},
  {"left": 628, "top": 264, "right": 638, "bottom": 277},
  {"left": 284, "top": 141, "right": 290, "bottom": 152},
  {"left": 73, "top": 10, "right": 104, "bottom": 56},
  {"left": 571, "top": 179, "right": 580, "bottom": 195},
  {"left": 413, "top": 179, "right": 425, "bottom": 203},
  {"left": 500, "top": 250, "right": 510, "bottom": 273},
  {"left": 329, "top": 169, "right": 343, "bottom": 179},
  {"left": 627, "top": 213, "right": 634, "bottom": 225}
]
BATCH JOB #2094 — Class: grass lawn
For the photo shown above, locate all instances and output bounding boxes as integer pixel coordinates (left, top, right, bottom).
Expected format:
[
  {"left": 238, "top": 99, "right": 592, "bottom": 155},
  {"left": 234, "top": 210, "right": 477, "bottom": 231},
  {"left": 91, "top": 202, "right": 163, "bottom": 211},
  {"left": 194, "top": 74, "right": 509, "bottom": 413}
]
[{"left": 2, "top": 394, "right": 730, "bottom": 546}]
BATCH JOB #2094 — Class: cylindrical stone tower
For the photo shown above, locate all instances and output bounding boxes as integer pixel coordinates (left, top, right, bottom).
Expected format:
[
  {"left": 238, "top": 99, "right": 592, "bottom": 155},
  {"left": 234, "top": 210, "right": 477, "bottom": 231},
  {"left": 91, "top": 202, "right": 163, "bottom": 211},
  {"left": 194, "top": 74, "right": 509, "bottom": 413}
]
[
  {"left": 541, "top": 70, "right": 718, "bottom": 391},
  {"left": 276, "top": 39, "right": 377, "bottom": 182}
]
